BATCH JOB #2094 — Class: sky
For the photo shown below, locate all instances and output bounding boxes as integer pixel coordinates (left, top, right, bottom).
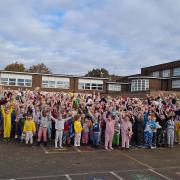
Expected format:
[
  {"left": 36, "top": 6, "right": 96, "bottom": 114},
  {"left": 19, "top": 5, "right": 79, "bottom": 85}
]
[{"left": 0, "top": 0, "right": 180, "bottom": 76}]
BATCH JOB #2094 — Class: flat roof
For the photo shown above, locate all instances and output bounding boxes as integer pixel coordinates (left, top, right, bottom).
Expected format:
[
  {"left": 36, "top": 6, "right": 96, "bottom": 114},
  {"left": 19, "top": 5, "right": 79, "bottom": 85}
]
[
  {"left": 142, "top": 60, "right": 180, "bottom": 69},
  {"left": 106, "top": 82, "right": 129, "bottom": 85},
  {"left": 128, "top": 76, "right": 169, "bottom": 80},
  {"left": 0, "top": 70, "right": 109, "bottom": 80}
]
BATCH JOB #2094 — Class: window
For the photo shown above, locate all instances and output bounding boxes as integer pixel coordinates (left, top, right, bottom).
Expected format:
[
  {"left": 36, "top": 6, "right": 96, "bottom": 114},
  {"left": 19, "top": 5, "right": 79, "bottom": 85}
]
[
  {"left": 9, "top": 78, "right": 16, "bottom": 86},
  {"left": 173, "top": 67, "right": 180, "bottom": 76},
  {"left": 152, "top": 71, "right": 160, "bottom": 77},
  {"left": 108, "top": 84, "right": 121, "bottom": 91},
  {"left": 42, "top": 81, "right": 48, "bottom": 88},
  {"left": 48, "top": 81, "right": 56, "bottom": 88},
  {"left": 41, "top": 76, "right": 70, "bottom": 89},
  {"left": 1, "top": 78, "right": 8, "bottom": 85},
  {"left": 17, "top": 79, "right": 25, "bottom": 86},
  {"left": 25, "top": 79, "right": 32, "bottom": 87},
  {"left": 162, "top": 69, "right": 170, "bottom": 77},
  {"left": 78, "top": 79, "right": 103, "bottom": 91},
  {"left": 0, "top": 73, "right": 32, "bottom": 87},
  {"left": 131, "top": 79, "right": 149, "bottom": 91},
  {"left": 172, "top": 80, "right": 180, "bottom": 88}
]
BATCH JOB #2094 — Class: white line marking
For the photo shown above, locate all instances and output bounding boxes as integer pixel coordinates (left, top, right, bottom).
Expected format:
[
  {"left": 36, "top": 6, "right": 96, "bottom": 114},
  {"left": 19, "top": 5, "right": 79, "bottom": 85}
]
[
  {"left": 10, "top": 166, "right": 180, "bottom": 180},
  {"left": 149, "top": 169, "right": 172, "bottom": 180},
  {"left": 110, "top": 171, "right": 125, "bottom": 180},
  {"left": 65, "top": 174, "right": 72, "bottom": 180},
  {"left": 118, "top": 151, "right": 153, "bottom": 169},
  {"left": 46, "top": 149, "right": 107, "bottom": 154},
  {"left": 14, "top": 174, "right": 65, "bottom": 180},
  {"left": 40, "top": 144, "right": 49, "bottom": 154}
]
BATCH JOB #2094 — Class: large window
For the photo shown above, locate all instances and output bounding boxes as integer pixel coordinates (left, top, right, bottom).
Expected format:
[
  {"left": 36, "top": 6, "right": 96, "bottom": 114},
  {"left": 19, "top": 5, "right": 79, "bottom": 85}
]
[
  {"left": 42, "top": 76, "right": 70, "bottom": 89},
  {"left": 108, "top": 84, "right": 121, "bottom": 91},
  {"left": 173, "top": 67, "right": 180, "bottom": 77},
  {"left": 78, "top": 79, "right": 103, "bottom": 91},
  {"left": 0, "top": 73, "right": 32, "bottom": 87},
  {"left": 162, "top": 69, "right": 170, "bottom": 77},
  {"left": 131, "top": 79, "right": 149, "bottom": 91},
  {"left": 152, "top": 71, "right": 160, "bottom": 77},
  {"left": 172, "top": 80, "right": 180, "bottom": 88}
]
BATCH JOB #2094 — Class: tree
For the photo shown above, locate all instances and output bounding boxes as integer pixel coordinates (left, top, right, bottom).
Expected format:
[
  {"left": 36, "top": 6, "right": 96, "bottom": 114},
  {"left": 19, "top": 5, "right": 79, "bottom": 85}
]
[
  {"left": 85, "top": 68, "right": 110, "bottom": 78},
  {"left": 28, "top": 63, "right": 52, "bottom": 74},
  {"left": 4, "top": 62, "right": 26, "bottom": 72}
]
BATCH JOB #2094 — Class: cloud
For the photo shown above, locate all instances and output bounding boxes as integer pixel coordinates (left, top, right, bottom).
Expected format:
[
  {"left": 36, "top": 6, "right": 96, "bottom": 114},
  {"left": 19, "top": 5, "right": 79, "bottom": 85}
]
[{"left": 0, "top": 0, "right": 180, "bottom": 76}]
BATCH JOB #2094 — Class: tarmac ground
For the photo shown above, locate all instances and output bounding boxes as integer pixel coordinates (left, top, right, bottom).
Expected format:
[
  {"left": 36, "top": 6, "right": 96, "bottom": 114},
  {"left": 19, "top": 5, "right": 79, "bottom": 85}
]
[{"left": 0, "top": 139, "right": 180, "bottom": 180}]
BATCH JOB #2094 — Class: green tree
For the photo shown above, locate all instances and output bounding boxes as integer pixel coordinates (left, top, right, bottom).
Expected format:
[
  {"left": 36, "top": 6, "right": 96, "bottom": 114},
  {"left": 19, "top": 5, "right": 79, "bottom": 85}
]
[
  {"left": 85, "top": 68, "right": 110, "bottom": 78},
  {"left": 4, "top": 62, "right": 26, "bottom": 72},
  {"left": 28, "top": 63, "right": 52, "bottom": 74}
]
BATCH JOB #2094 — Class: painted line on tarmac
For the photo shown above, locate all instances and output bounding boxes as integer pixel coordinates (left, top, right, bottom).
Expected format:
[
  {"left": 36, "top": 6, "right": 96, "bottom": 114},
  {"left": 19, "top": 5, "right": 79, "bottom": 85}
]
[
  {"left": 148, "top": 169, "right": 172, "bottom": 180},
  {"left": 40, "top": 144, "right": 49, "bottom": 154},
  {"left": 110, "top": 171, "right": 125, "bottom": 180},
  {"left": 65, "top": 174, "right": 72, "bottom": 180},
  {"left": 118, "top": 151, "right": 153, "bottom": 169},
  {"left": 11, "top": 166, "right": 180, "bottom": 180}
]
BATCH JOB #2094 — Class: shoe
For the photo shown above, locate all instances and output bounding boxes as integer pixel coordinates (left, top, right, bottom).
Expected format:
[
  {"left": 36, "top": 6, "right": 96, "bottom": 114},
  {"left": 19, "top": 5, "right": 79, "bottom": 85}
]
[
  {"left": 59, "top": 146, "right": 63, "bottom": 149},
  {"left": 150, "top": 146, "right": 156, "bottom": 149},
  {"left": 109, "top": 147, "right": 114, "bottom": 150},
  {"left": 105, "top": 147, "right": 108, "bottom": 150}
]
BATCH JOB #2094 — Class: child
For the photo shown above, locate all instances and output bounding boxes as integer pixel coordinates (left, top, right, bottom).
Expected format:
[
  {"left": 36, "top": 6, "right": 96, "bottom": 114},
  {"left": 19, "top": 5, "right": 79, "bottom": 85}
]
[
  {"left": 120, "top": 113, "right": 133, "bottom": 149},
  {"left": 82, "top": 118, "right": 90, "bottom": 145},
  {"left": 1, "top": 104, "right": 13, "bottom": 140},
  {"left": 104, "top": 112, "right": 117, "bottom": 150},
  {"left": 74, "top": 114, "right": 83, "bottom": 147},
  {"left": 50, "top": 112, "right": 72, "bottom": 148},
  {"left": 16, "top": 105, "right": 26, "bottom": 141},
  {"left": 144, "top": 114, "right": 160, "bottom": 149},
  {"left": 176, "top": 120, "right": 180, "bottom": 144},
  {"left": 37, "top": 110, "right": 49, "bottom": 146},
  {"left": 166, "top": 112, "right": 175, "bottom": 148},
  {"left": 113, "top": 120, "right": 121, "bottom": 146},
  {"left": 23, "top": 113, "right": 36, "bottom": 145}
]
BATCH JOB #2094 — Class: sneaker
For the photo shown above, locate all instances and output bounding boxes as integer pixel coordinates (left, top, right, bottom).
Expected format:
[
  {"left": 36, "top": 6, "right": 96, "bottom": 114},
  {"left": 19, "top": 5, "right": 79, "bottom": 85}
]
[
  {"left": 105, "top": 147, "right": 108, "bottom": 150},
  {"left": 109, "top": 147, "right": 114, "bottom": 150},
  {"left": 150, "top": 146, "right": 156, "bottom": 149}
]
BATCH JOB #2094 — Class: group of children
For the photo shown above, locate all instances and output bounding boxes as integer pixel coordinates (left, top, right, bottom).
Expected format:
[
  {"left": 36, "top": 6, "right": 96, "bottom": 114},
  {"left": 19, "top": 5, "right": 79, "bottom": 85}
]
[{"left": 0, "top": 88, "right": 180, "bottom": 150}]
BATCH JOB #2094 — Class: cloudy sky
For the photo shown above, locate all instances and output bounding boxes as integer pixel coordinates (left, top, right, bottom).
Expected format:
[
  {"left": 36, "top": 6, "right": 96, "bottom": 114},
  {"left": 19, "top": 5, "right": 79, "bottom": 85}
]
[{"left": 0, "top": 0, "right": 179, "bottom": 75}]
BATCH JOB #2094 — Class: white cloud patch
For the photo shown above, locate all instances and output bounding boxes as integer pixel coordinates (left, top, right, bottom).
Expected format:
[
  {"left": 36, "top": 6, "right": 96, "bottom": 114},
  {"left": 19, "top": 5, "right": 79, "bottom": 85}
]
[{"left": 0, "top": 0, "right": 180, "bottom": 75}]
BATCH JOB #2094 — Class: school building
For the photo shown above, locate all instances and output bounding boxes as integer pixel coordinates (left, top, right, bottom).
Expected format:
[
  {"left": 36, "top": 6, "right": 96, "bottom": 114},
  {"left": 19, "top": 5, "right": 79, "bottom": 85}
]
[{"left": 0, "top": 60, "right": 180, "bottom": 98}]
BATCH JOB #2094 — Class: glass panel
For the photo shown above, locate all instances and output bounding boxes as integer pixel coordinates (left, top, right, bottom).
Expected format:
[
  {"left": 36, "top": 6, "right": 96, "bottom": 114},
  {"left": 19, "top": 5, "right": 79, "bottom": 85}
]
[
  {"left": 173, "top": 68, "right": 180, "bottom": 76},
  {"left": 48, "top": 81, "right": 55, "bottom": 88},
  {"left": 85, "top": 83, "right": 90, "bottom": 90},
  {"left": 9, "top": 78, "right": 16, "bottom": 86},
  {"left": 1, "top": 78, "right": 8, "bottom": 85},
  {"left": 17, "top": 79, "right": 25, "bottom": 86}
]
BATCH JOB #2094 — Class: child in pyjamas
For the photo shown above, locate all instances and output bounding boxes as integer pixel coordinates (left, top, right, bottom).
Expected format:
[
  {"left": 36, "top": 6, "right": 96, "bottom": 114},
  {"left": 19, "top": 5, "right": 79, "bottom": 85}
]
[
  {"left": 74, "top": 115, "right": 83, "bottom": 147},
  {"left": 120, "top": 113, "right": 133, "bottom": 149},
  {"left": 82, "top": 118, "right": 90, "bottom": 145},
  {"left": 104, "top": 112, "right": 117, "bottom": 150},
  {"left": 166, "top": 113, "right": 175, "bottom": 148},
  {"left": 37, "top": 110, "right": 49, "bottom": 146},
  {"left": 1, "top": 105, "right": 13, "bottom": 140},
  {"left": 23, "top": 113, "right": 36, "bottom": 145},
  {"left": 50, "top": 112, "right": 72, "bottom": 148},
  {"left": 144, "top": 114, "right": 160, "bottom": 149}
]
